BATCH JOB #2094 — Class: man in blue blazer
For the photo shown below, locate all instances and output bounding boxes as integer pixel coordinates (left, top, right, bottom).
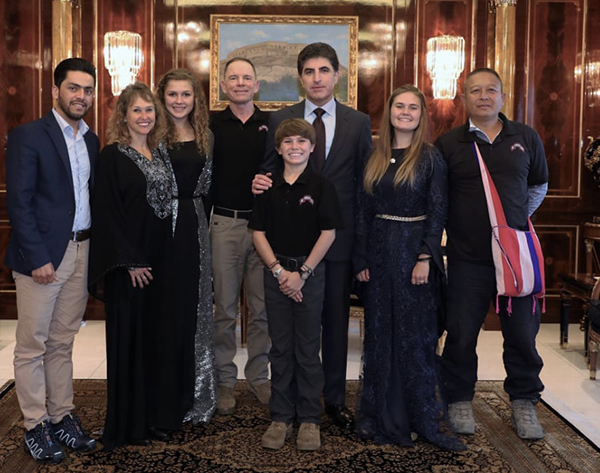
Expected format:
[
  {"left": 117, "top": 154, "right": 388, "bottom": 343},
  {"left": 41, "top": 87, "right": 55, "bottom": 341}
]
[
  {"left": 254, "top": 43, "right": 372, "bottom": 430},
  {"left": 5, "top": 58, "right": 99, "bottom": 463}
]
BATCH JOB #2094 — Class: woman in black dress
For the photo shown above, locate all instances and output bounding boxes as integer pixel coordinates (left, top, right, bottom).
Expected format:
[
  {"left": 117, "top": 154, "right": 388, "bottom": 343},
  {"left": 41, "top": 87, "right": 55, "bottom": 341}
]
[
  {"left": 89, "top": 82, "right": 174, "bottom": 449},
  {"left": 354, "top": 85, "right": 464, "bottom": 451},
  {"left": 156, "top": 69, "right": 215, "bottom": 425}
]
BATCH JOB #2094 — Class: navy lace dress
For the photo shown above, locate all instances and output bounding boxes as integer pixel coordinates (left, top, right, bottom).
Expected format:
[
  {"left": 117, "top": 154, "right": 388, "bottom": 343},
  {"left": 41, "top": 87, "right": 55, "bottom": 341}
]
[{"left": 354, "top": 145, "right": 465, "bottom": 451}]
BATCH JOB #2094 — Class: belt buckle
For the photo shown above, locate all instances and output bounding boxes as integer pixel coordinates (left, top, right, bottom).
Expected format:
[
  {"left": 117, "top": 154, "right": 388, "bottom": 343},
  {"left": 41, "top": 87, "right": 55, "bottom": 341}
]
[
  {"left": 234, "top": 209, "right": 250, "bottom": 219},
  {"left": 72, "top": 229, "right": 90, "bottom": 242},
  {"left": 287, "top": 258, "right": 299, "bottom": 271}
]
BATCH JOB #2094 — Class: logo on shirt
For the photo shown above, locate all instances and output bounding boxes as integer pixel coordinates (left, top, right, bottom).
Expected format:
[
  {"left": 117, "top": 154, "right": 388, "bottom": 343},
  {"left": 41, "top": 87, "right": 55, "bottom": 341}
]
[
  {"left": 511, "top": 142, "right": 525, "bottom": 153},
  {"left": 299, "top": 195, "right": 315, "bottom": 206},
  {"left": 258, "top": 125, "right": 268, "bottom": 133}
]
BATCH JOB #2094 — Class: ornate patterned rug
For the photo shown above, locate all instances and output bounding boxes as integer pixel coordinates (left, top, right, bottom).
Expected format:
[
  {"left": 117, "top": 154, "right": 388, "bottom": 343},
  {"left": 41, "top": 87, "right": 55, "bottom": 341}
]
[{"left": 0, "top": 379, "right": 598, "bottom": 472}]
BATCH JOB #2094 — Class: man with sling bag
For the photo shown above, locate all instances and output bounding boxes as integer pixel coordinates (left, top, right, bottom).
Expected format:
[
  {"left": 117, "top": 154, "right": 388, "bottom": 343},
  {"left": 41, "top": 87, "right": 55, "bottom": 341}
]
[{"left": 435, "top": 68, "right": 548, "bottom": 440}]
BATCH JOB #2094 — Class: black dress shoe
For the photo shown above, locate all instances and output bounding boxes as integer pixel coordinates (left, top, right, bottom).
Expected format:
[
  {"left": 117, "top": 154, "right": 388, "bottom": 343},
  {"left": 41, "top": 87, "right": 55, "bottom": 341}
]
[
  {"left": 149, "top": 426, "right": 171, "bottom": 442},
  {"left": 325, "top": 404, "right": 354, "bottom": 430}
]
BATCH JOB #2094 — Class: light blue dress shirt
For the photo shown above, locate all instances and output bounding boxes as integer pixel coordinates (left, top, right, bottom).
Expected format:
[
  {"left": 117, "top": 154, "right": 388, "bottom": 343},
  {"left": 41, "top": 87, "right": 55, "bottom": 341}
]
[{"left": 52, "top": 109, "right": 91, "bottom": 232}]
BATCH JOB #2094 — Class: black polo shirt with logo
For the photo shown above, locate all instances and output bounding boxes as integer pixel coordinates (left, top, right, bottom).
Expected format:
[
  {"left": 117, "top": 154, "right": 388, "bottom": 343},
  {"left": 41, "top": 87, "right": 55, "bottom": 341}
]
[
  {"left": 210, "top": 105, "right": 270, "bottom": 210},
  {"left": 248, "top": 167, "right": 344, "bottom": 256},
  {"left": 435, "top": 113, "right": 548, "bottom": 264}
]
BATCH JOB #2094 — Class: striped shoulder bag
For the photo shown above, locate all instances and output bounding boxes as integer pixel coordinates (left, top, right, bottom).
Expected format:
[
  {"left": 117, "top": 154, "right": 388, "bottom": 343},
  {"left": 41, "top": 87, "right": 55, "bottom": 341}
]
[{"left": 472, "top": 142, "right": 545, "bottom": 313}]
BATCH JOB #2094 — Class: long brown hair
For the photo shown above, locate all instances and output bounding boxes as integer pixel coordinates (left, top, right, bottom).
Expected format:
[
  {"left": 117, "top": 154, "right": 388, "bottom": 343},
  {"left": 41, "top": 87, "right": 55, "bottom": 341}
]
[
  {"left": 155, "top": 68, "right": 210, "bottom": 155},
  {"left": 106, "top": 82, "right": 167, "bottom": 149},
  {"left": 363, "top": 84, "right": 429, "bottom": 194}
]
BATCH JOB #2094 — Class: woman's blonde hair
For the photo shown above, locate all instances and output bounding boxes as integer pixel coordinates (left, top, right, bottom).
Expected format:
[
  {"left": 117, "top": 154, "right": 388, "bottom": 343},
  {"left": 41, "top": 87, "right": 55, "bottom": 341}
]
[
  {"left": 155, "top": 69, "right": 210, "bottom": 155},
  {"left": 363, "top": 84, "right": 429, "bottom": 194},
  {"left": 106, "top": 82, "right": 167, "bottom": 149}
]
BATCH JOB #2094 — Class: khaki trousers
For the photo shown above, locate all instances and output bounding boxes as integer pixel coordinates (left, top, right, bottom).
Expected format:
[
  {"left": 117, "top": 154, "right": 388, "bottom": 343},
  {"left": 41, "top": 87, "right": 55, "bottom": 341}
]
[
  {"left": 211, "top": 214, "right": 270, "bottom": 388},
  {"left": 13, "top": 240, "right": 89, "bottom": 430}
]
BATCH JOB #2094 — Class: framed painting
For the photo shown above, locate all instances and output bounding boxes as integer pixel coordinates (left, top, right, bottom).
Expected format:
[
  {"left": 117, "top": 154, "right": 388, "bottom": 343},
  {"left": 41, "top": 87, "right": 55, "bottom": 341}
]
[{"left": 209, "top": 14, "right": 359, "bottom": 111}]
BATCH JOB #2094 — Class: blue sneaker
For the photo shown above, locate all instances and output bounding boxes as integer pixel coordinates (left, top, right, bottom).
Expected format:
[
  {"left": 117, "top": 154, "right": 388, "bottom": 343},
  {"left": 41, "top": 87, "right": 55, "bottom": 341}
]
[
  {"left": 51, "top": 413, "right": 96, "bottom": 452},
  {"left": 24, "top": 421, "right": 65, "bottom": 463}
]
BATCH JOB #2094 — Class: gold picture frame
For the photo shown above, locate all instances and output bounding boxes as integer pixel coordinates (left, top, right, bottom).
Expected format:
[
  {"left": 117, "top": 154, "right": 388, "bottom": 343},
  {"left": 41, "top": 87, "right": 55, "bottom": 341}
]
[{"left": 209, "top": 14, "right": 358, "bottom": 111}]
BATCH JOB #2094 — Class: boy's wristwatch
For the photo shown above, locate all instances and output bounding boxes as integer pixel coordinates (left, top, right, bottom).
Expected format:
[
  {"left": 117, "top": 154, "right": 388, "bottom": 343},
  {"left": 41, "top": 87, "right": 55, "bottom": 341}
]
[{"left": 272, "top": 267, "right": 283, "bottom": 278}]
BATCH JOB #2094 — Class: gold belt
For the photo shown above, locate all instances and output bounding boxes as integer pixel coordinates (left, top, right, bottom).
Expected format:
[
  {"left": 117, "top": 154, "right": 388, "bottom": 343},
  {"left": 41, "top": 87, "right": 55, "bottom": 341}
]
[{"left": 375, "top": 214, "right": 427, "bottom": 222}]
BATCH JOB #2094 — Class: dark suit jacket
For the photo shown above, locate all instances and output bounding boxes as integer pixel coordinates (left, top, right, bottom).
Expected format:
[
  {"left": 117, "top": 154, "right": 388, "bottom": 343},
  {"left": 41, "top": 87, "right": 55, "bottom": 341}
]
[
  {"left": 5, "top": 111, "right": 100, "bottom": 276},
  {"left": 262, "top": 100, "right": 372, "bottom": 262}
]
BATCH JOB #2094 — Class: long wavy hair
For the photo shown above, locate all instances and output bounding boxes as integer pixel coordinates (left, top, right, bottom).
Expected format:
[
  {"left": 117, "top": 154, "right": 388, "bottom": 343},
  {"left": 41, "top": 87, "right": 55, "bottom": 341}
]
[
  {"left": 106, "top": 82, "right": 167, "bottom": 149},
  {"left": 363, "top": 84, "right": 429, "bottom": 194},
  {"left": 155, "top": 69, "right": 210, "bottom": 155}
]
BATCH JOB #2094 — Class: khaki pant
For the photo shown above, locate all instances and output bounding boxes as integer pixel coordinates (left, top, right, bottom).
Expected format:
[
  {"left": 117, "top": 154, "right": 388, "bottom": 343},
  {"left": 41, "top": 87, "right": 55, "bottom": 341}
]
[
  {"left": 211, "top": 214, "right": 270, "bottom": 388},
  {"left": 13, "top": 240, "right": 89, "bottom": 430}
]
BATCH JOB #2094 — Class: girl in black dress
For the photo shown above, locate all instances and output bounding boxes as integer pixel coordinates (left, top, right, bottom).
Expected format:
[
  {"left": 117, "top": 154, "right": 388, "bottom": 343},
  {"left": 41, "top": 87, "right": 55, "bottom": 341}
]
[{"left": 156, "top": 69, "right": 215, "bottom": 426}]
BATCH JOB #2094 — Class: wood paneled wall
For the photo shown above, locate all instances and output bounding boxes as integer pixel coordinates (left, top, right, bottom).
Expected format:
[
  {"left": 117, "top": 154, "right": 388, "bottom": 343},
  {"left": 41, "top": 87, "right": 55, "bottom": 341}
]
[{"left": 1, "top": 0, "right": 600, "bottom": 321}]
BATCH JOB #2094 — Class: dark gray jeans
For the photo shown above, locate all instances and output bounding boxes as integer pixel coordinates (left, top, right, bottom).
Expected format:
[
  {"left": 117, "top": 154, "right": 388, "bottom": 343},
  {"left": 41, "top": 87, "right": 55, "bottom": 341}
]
[{"left": 264, "top": 261, "right": 325, "bottom": 424}]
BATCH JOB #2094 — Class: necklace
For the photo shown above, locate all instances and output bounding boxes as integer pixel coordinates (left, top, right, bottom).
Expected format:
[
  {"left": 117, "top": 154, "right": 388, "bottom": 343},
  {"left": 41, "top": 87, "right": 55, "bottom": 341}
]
[{"left": 391, "top": 147, "right": 405, "bottom": 164}]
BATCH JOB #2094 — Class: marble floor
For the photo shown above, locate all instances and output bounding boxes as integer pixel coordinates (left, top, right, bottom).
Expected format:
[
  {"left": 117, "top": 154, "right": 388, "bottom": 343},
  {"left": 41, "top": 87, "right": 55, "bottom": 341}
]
[{"left": 0, "top": 319, "right": 599, "bottom": 448}]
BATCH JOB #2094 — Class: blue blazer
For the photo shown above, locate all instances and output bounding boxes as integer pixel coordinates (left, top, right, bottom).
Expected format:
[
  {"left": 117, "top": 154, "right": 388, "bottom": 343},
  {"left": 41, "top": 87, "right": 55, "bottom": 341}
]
[
  {"left": 4, "top": 111, "right": 100, "bottom": 276},
  {"left": 262, "top": 100, "right": 372, "bottom": 262}
]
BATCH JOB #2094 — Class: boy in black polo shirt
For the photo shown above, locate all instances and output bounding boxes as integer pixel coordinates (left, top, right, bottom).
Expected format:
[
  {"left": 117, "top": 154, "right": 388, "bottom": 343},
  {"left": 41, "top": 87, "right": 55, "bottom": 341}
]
[{"left": 249, "top": 118, "right": 343, "bottom": 451}]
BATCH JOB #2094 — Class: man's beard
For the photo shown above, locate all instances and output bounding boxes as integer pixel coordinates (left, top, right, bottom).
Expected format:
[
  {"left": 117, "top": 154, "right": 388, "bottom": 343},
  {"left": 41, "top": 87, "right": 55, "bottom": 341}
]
[{"left": 57, "top": 97, "right": 89, "bottom": 121}]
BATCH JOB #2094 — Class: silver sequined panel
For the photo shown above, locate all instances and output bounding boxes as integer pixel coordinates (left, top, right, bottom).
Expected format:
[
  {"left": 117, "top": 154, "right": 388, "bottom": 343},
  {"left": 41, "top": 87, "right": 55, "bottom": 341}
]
[
  {"left": 167, "top": 134, "right": 216, "bottom": 424},
  {"left": 118, "top": 143, "right": 173, "bottom": 219}
]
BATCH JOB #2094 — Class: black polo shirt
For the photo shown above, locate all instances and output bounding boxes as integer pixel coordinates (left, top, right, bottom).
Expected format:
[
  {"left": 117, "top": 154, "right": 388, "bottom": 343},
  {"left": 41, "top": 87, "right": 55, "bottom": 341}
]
[
  {"left": 210, "top": 105, "right": 270, "bottom": 210},
  {"left": 435, "top": 113, "right": 548, "bottom": 264},
  {"left": 248, "top": 167, "right": 344, "bottom": 256}
]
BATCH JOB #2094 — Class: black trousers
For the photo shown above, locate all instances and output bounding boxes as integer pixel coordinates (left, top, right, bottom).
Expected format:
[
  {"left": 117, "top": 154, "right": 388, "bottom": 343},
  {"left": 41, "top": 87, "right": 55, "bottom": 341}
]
[
  {"left": 441, "top": 259, "right": 545, "bottom": 403},
  {"left": 321, "top": 260, "right": 353, "bottom": 406},
  {"left": 264, "top": 264, "right": 325, "bottom": 424}
]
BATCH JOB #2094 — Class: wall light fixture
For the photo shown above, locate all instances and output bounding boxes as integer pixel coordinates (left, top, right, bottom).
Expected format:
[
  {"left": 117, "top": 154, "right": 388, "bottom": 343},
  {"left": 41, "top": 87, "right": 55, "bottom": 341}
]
[
  {"left": 104, "top": 30, "right": 144, "bottom": 96},
  {"left": 426, "top": 35, "right": 465, "bottom": 100}
]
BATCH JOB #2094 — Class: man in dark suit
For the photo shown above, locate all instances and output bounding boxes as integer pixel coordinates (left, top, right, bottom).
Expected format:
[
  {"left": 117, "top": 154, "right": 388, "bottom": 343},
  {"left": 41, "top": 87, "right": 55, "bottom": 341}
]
[
  {"left": 5, "top": 58, "right": 99, "bottom": 463},
  {"left": 253, "top": 43, "right": 372, "bottom": 429}
]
